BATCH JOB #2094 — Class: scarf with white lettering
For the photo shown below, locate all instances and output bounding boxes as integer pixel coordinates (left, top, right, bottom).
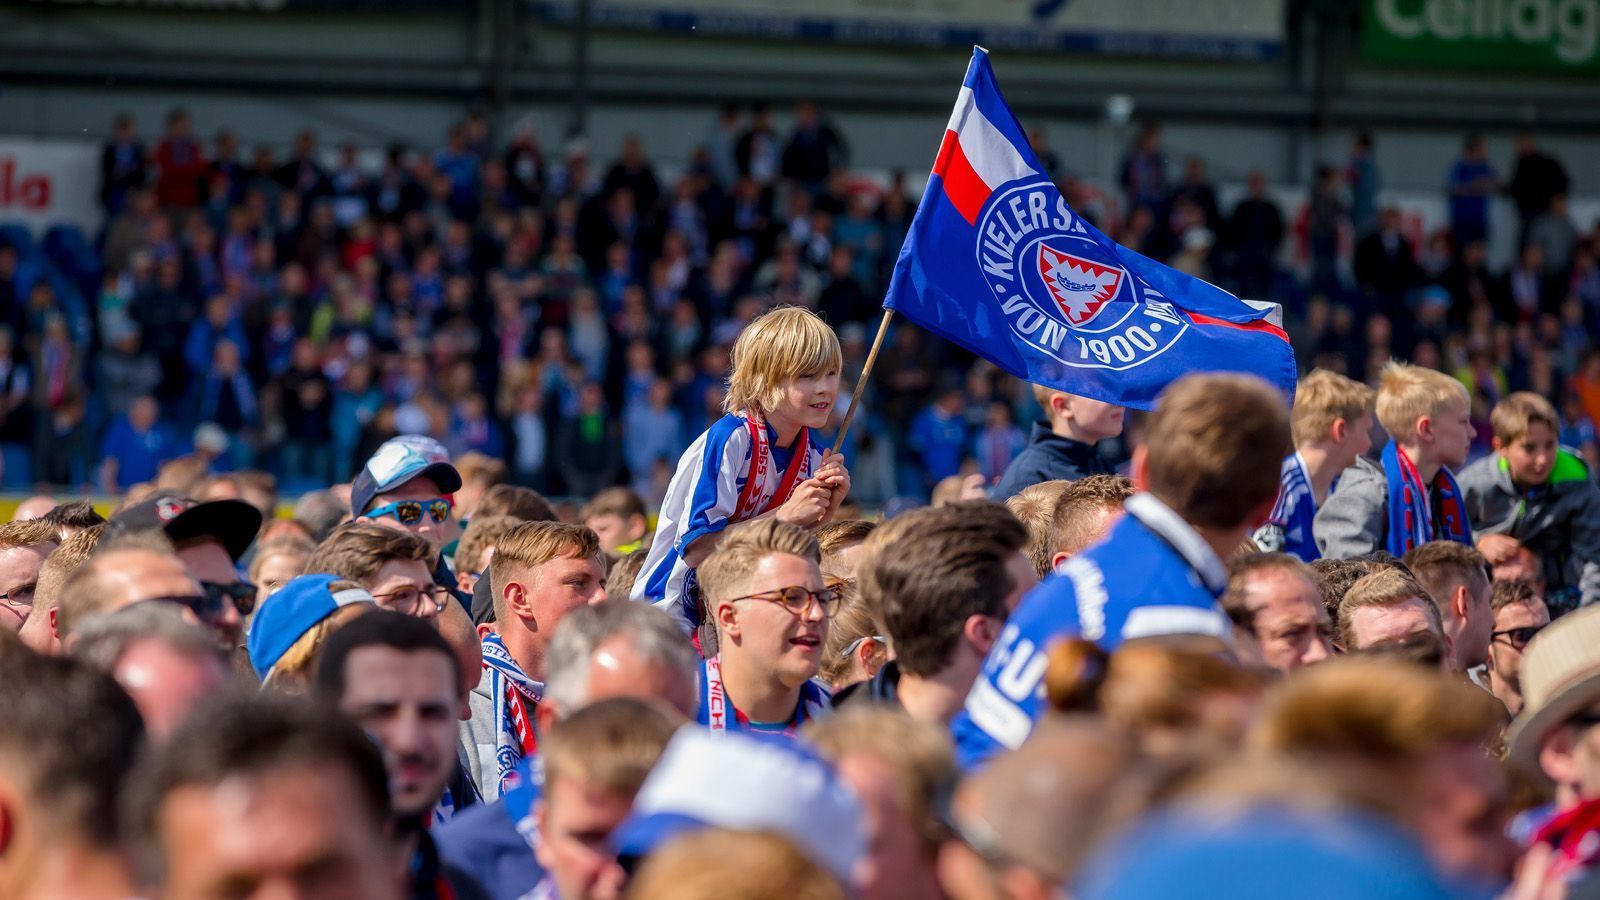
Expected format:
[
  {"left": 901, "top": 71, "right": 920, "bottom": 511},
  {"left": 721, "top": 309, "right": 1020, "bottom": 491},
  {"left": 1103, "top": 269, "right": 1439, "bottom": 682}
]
[{"left": 481, "top": 631, "right": 543, "bottom": 795}]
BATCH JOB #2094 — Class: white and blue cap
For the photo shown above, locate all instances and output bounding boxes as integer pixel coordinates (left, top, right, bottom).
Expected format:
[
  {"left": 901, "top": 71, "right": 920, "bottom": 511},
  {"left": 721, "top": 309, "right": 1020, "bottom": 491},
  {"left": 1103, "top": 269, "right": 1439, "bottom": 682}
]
[
  {"left": 610, "top": 729, "right": 864, "bottom": 884},
  {"left": 350, "top": 439, "right": 462, "bottom": 517},
  {"left": 246, "top": 573, "right": 374, "bottom": 679},
  {"left": 384, "top": 434, "right": 452, "bottom": 464}
]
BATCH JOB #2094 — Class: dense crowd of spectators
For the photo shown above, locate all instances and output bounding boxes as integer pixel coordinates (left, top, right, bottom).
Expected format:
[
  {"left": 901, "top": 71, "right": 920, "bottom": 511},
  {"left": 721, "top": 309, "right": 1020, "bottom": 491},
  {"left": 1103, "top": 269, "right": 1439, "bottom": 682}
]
[
  {"left": 1, "top": 104, "right": 1597, "bottom": 502},
  {"left": 10, "top": 87, "right": 1600, "bottom": 900}
]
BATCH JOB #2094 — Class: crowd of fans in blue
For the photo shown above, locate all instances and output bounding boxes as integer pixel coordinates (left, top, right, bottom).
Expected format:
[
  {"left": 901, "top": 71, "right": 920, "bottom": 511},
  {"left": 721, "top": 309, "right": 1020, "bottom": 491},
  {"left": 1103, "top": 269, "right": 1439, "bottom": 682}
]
[{"left": 3, "top": 104, "right": 1598, "bottom": 502}]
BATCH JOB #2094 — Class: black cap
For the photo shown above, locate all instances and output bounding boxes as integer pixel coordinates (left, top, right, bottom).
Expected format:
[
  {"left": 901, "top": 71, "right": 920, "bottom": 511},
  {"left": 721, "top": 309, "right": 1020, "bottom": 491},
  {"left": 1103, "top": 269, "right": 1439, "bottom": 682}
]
[{"left": 109, "top": 494, "right": 263, "bottom": 562}]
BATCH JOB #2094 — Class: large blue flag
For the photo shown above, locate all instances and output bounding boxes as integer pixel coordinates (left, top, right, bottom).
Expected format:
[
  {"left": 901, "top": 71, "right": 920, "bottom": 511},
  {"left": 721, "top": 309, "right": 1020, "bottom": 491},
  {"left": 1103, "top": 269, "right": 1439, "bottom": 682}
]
[{"left": 883, "top": 47, "right": 1297, "bottom": 410}]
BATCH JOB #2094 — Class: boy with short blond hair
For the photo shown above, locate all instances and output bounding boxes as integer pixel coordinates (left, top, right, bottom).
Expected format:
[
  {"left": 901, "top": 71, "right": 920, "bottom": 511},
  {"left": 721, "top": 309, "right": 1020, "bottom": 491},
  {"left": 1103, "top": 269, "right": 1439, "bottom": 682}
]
[
  {"left": 1005, "top": 479, "right": 1072, "bottom": 577},
  {"left": 1046, "top": 474, "right": 1135, "bottom": 571},
  {"left": 1458, "top": 391, "right": 1600, "bottom": 609},
  {"left": 993, "top": 385, "right": 1122, "bottom": 499},
  {"left": 1255, "top": 369, "right": 1375, "bottom": 562},
  {"left": 530, "top": 698, "right": 681, "bottom": 900},
  {"left": 633, "top": 307, "right": 850, "bottom": 632},
  {"left": 1315, "top": 361, "right": 1476, "bottom": 560}
]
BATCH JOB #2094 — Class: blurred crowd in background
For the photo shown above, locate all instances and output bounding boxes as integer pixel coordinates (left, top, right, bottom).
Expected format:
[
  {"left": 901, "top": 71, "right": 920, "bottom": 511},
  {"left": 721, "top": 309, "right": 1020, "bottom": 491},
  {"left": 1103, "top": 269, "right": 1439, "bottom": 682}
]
[{"left": 2, "top": 101, "right": 1598, "bottom": 503}]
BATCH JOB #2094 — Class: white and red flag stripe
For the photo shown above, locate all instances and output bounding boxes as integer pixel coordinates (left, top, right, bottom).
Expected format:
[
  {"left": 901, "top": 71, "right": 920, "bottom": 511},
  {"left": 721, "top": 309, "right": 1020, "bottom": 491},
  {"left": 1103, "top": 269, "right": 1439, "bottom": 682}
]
[{"left": 932, "top": 86, "right": 1039, "bottom": 225}]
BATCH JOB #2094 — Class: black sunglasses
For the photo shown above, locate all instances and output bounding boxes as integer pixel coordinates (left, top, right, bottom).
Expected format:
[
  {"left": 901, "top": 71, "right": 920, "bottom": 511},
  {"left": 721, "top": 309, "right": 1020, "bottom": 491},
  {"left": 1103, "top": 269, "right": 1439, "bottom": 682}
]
[
  {"left": 203, "top": 580, "right": 258, "bottom": 617},
  {"left": 143, "top": 583, "right": 254, "bottom": 622},
  {"left": 1491, "top": 624, "right": 1544, "bottom": 648}
]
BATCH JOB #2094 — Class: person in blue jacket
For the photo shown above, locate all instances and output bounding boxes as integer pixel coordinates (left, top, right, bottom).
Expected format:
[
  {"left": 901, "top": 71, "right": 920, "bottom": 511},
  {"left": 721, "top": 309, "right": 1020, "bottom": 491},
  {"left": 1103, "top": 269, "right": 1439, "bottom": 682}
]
[{"left": 952, "top": 373, "right": 1292, "bottom": 769}]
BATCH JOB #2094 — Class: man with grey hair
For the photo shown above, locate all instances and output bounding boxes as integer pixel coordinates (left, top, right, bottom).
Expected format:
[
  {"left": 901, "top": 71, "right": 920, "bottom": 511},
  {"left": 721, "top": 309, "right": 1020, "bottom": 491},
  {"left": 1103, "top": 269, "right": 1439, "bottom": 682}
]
[
  {"left": 536, "top": 597, "right": 699, "bottom": 730},
  {"left": 292, "top": 489, "right": 349, "bottom": 543},
  {"left": 436, "top": 600, "right": 696, "bottom": 898},
  {"left": 70, "top": 603, "right": 230, "bottom": 741}
]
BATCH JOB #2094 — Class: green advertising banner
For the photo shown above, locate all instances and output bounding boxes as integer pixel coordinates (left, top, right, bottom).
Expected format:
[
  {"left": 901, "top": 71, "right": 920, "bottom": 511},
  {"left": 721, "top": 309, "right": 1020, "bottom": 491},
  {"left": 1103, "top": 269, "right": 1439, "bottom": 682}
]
[{"left": 1362, "top": 0, "right": 1600, "bottom": 74}]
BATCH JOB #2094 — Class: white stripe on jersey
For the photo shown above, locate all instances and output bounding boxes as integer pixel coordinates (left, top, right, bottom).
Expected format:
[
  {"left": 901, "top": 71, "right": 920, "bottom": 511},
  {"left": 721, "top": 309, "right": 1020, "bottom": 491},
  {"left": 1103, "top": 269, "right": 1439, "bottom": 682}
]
[
  {"left": 631, "top": 414, "right": 821, "bottom": 632},
  {"left": 1268, "top": 452, "right": 1312, "bottom": 524}
]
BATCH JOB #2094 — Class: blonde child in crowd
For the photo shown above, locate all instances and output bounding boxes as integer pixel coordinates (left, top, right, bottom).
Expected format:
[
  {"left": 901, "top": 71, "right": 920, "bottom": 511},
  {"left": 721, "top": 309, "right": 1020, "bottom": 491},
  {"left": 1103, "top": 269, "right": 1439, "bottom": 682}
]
[
  {"left": 1316, "top": 361, "right": 1476, "bottom": 559},
  {"left": 1254, "top": 369, "right": 1375, "bottom": 562},
  {"left": 632, "top": 306, "right": 850, "bottom": 635}
]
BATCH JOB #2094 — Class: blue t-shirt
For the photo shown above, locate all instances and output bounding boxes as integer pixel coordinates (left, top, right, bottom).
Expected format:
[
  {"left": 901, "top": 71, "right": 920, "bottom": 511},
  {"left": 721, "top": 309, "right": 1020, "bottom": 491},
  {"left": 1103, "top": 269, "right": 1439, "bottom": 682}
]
[
  {"left": 950, "top": 494, "right": 1231, "bottom": 770},
  {"left": 909, "top": 407, "right": 969, "bottom": 484},
  {"left": 1448, "top": 159, "right": 1495, "bottom": 232},
  {"left": 99, "top": 417, "right": 179, "bottom": 489}
]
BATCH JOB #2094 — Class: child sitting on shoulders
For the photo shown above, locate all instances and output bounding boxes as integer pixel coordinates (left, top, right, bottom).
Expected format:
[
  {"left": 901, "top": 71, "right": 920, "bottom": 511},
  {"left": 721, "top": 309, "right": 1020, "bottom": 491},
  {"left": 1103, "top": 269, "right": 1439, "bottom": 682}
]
[{"left": 632, "top": 306, "right": 850, "bottom": 635}]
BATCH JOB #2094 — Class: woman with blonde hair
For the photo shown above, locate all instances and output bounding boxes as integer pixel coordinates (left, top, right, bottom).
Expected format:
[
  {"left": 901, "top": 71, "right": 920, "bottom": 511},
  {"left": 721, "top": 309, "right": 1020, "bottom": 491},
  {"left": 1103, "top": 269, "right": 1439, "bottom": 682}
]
[
  {"left": 818, "top": 579, "right": 887, "bottom": 693},
  {"left": 247, "top": 532, "right": 316, "bottom": 610}
]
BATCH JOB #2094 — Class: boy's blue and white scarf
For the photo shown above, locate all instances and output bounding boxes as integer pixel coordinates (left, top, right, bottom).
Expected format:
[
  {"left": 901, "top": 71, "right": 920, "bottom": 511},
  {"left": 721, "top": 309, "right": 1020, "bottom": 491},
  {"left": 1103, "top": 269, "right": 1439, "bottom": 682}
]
[{"left": 481, "top": 631, "right": 544, "bottom": 796}]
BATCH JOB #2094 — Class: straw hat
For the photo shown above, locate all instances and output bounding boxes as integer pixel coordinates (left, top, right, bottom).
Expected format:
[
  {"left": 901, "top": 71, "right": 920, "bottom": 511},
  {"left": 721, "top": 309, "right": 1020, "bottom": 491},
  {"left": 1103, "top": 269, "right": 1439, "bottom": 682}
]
[{"left": 1507, "top": 604, "right": 1600, "bottom": 772}]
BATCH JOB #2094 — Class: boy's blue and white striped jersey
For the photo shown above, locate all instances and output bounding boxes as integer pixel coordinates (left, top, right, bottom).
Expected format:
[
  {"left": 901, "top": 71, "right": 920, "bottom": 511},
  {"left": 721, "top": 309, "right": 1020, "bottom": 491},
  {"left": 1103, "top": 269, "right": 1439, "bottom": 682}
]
[
  {"left": 631, "top": 412, "right": 822, "bottom": 631},
  {"left": 1253, "top": 453, "right": 1322, "bottom": 563},
  {"left": 950, "top": 493, "right": 1232, "bottom": 770}
]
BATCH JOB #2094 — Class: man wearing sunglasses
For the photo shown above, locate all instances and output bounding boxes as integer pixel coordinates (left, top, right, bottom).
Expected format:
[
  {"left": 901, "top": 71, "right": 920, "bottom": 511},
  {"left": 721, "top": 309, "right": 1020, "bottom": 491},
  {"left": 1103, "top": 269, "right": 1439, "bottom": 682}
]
[
  {"left": 107, "top": 493, "right": 263, "bottom": 650},
  {"left": 695, "top": 518, "right": 834, "bottom": 736},
  {"left": 55, "top": 540, "right": 209, "bottom": 646},
  {"left": 1486, "top": 578, "right": 1549, "bottom": 716},
  {"left": 351, "top": 440, "right": 466, "bottom": 609}
]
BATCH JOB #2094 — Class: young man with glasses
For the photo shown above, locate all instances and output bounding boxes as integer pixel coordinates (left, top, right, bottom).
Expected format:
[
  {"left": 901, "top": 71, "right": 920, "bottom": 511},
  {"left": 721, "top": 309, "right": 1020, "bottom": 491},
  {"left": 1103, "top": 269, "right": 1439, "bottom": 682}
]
[
  {"left": 351, "top": 440, "right": 465, "bottom": 607},
  {"left": 1486, "top": 578, "right": 1549, "bottom": 715},
  {"left": 696, "top": 518, "right": 835, "bottom": 735},
  {"left": 303, "top": 522, "right": 450, "bottom": 620},
  {"left": 0, "top": 518, "right": 58, "bottom": 633},
  {"left": 106, "top": 493, "right": 263, "bottom": 649}
]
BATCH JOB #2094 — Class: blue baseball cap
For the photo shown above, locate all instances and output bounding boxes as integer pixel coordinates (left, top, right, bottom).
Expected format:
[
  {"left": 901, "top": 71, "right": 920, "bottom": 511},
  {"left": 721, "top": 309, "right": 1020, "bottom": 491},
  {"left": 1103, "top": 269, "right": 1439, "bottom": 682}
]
[
  {"left": 610, "top": 729, "right": 863, "bottom": 883},
  {"left": 246, "top": 573, "right": 374, "bottom": 679},
  {"left": 350, "top": 439, "right": 462, "bottom": 517},
  {"left": 1076, "top": 807, "right": 1459, "bottom": 900}
]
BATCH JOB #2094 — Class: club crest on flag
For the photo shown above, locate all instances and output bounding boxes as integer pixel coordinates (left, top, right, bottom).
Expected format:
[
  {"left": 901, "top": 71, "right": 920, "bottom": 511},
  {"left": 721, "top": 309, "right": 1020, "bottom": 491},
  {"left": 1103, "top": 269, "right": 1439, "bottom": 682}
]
[
  {"left": 1038, "top": 244, "right": 1122, "bottom": 327},
  {"left": 973, "top": 177, "right": 1186, "bottom": 373}
]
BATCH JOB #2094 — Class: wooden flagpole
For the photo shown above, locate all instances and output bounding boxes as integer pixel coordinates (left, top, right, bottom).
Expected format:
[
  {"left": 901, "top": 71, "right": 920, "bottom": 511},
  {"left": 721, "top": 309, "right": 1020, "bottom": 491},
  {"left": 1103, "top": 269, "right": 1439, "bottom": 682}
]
[{"left": 831, "top": 308, "right": 895, "bottom": 454}]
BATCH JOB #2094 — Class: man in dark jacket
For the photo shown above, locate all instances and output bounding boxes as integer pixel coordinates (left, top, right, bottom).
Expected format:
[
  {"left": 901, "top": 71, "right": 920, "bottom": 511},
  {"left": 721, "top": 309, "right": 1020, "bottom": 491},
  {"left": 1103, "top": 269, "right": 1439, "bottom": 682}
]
[{"left": 1507, "top": 132, "right": 1569, "bottom": 244}]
